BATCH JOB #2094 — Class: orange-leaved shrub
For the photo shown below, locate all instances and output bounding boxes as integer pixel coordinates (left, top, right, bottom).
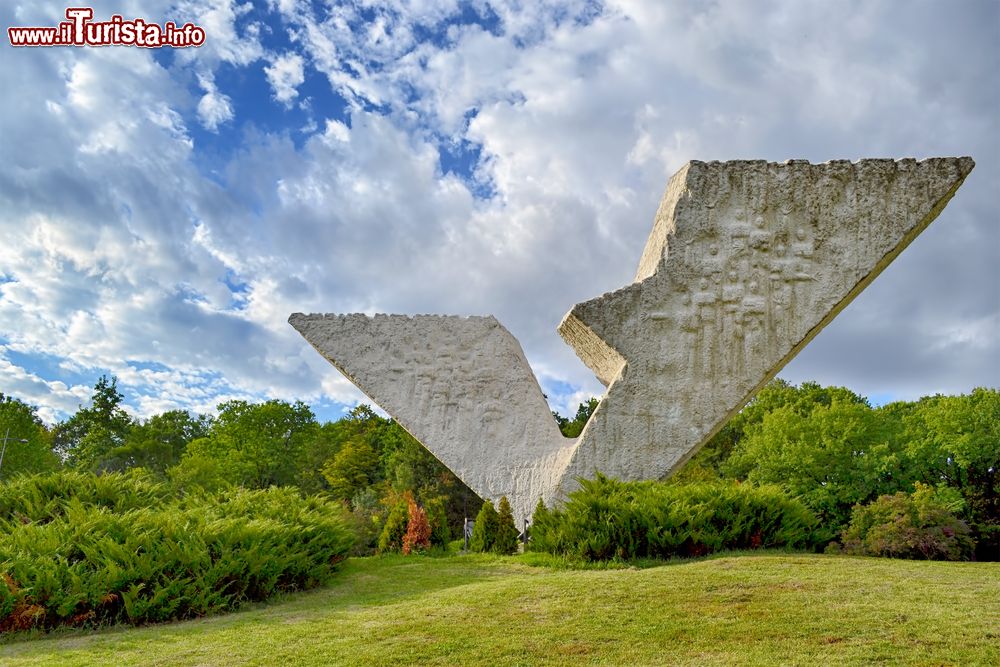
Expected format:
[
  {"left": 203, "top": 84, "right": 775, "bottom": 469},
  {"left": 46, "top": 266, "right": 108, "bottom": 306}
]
[{"left": 402, "top": 496, "right": 431, "bottom": 555}]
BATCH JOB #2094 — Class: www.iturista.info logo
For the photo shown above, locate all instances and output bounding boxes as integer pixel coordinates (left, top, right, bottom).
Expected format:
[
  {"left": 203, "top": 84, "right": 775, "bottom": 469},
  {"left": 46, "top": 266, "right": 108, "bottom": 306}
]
[{"left": 7, "top": 7, "right": 205, "bottom": 47}]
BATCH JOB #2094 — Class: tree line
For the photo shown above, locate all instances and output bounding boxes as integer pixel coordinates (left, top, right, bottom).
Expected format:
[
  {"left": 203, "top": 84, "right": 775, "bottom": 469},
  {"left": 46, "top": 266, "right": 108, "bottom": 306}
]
[
  {"left": 1, "top": 377, "right": 996, "bottom": 559},
  {"left": 676, "top": 381, "right": 998, "bottom": 560},
  {"left": 0, "top": 377, "right": 481, "bottom": 553}
]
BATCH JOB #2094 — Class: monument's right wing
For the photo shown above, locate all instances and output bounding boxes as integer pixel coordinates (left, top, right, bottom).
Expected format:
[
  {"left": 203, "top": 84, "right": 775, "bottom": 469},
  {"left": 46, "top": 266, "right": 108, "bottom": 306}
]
[{"left": 558, "top": 158, "right": 976, "bottom": 494}]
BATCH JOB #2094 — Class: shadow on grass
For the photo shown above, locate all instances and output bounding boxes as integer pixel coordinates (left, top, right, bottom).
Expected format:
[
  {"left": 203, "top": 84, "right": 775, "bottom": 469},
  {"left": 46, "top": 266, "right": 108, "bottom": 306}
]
[
  {"left": 0, "top": 549, "right": 818, "bottom": 650},
  {"left": 511, "top": 547, "right": 816, "bottom": 571},
  {"left": 0, "top": 553, "right": 522, "bottom": 648},
  {"left": 314, "top": 552, "right": 525, "bottom": 608}
]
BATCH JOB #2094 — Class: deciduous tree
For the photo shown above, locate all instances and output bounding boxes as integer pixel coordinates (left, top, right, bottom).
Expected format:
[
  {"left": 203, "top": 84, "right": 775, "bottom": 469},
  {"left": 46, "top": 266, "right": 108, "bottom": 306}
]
[
  {"left": 53, "top": 376, "right": 133, "bottom": 471},
  {"left": 173, "top": 400, "right": 318, "bottom": 489},
  {"left": 107, "top": 410, "right": 210, "bottom": 476},
  {"left": 322, "top": 437, "right": 380, "bottom": 501},
  {"left": 0, "top": 394, "right": 58, "bottom": 479},
  {"left": 554, "top": 398, "right": 599, "bottom": 438},
  {"left": 724, "top": 396, "right": 901, "bottom": 529}
]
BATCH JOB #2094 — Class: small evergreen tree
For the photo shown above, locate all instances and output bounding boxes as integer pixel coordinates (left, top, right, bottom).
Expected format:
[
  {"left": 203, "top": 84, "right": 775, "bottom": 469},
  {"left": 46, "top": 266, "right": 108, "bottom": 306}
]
[
  {"left": 347, "top": 487, "right": 383, "bottom": 556},
  {"left": 494, "top": 496, "right": 519, "bottom": 555},
  {"left": 377, "top": 495, "right": 409, "bottom": 553},
  {"left": 425, "top": 496, "right": 451, "bottom": 546},
  {"left": 527, "top": 498, "right": 552, "bottom": 552},
  {"left": 402, "top": 496, "right": 432, "bottom": 555},
  {"left": 469, "top": 499, "right": 498, "bottom": 553}
]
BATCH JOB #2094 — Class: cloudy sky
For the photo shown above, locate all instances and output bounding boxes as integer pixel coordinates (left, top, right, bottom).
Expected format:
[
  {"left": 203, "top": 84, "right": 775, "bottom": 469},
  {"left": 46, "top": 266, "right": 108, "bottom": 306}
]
[{"left": 1, "top": 0, "right": 997, "bottom": 424}]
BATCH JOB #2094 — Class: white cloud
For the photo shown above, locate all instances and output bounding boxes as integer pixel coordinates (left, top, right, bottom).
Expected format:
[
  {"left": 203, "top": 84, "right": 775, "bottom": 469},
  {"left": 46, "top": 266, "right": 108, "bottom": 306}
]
[
  {"left": 0, "top": 352, "right": 92, "bottom": 424},
  {"left": 264, "top": 52, "right": 306, "bottom": 106},
  {"left": 323, "top": 118, "right": 350, "bottom": 142},
  {"left": 172, "top": 0, "right": 265, "bottom": 67},
  {"left": 196, "top": 72, "right": 234, "bottom": 131}
]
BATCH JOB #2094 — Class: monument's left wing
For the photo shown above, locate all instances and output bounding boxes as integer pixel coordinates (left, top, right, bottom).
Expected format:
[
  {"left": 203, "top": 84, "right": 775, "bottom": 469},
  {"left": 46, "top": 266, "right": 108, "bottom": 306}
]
[{"left": 288, "top": 313, "right": 573, "bottom": 523}]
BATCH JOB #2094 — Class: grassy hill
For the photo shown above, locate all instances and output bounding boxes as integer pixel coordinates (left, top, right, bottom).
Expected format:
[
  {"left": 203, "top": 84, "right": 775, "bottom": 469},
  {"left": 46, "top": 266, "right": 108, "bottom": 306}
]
[{"left": 1, "top": 552, "right": 997, "bottom": 666}]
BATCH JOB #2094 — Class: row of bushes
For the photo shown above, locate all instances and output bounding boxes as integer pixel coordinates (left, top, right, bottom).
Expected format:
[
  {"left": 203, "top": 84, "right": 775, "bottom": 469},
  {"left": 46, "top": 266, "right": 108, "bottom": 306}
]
[
  {"left": 0, "top": 473, "right": 354, "bottom": 633},
  {"left": 525, "top": 476, "right": 978, "bottom": 562},
  {"left": 528, "top": 476, "right": 822, "bottom": 561},
  {"left": 363, "top": 492, "right": 521, "bottom": 557},
  {"left": 469, "top": 497, "right": 519, "bottom": 555}
]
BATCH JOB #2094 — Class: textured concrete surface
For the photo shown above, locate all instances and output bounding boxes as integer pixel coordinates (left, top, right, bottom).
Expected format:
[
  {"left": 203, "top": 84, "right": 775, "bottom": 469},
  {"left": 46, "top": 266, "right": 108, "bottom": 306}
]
[
  {"left": 288, "top": 313, "right": 574, "bottom": 524},
  {"left": 291, "top": 157, "right": 974, "bottom": 524}
]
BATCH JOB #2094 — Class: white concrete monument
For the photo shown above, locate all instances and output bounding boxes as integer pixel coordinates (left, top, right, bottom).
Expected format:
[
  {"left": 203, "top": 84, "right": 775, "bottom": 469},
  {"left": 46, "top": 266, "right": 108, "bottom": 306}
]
[{"left": 291, "top": 157, "right": 974, "bottom": 524}]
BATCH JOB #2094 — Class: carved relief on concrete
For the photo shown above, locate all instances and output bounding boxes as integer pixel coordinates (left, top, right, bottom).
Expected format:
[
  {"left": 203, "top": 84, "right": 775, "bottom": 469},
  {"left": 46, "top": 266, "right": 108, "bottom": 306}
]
[{"left": 291, "top": 157, "right": 974, "bottom": 524}]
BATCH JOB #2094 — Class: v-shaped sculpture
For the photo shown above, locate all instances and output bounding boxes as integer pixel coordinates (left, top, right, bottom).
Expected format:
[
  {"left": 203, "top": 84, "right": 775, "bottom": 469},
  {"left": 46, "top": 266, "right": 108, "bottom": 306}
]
[{"left": 291, "top": 158, "right": 974, "bottom": 524}]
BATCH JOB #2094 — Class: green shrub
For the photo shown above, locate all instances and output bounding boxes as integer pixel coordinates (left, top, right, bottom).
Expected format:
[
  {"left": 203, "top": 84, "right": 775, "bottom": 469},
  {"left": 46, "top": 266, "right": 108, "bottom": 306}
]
[
  {"left": 347, "top": 487, "right": 383, "bottom": 556},
  {"left": 469, "top": 500, "right": 499, "bottom": 553},
  {"left": 424, "top": 496, "right": 450, "bottom": 546},
  {"left": 530, "top": 475, "right": 821, "bottom": 561},
  {"left": 0, "top": 470, "right": 171, "bottom": 528},
  {"left": 493, "top": 497, "right": 519, "bottom": 555},
  {"left": 839, "top": 483, "right": 975, "bottom": 560},
  {"left": 0, "top": 481, "right": 354, "bottom": 633},
  {"left": 526, "top": 498, "right": 554, "bottom": 553},
  {"left": 377, "top": 496, "right": 409, "bottom": 553},
  {"left": 0, "top": 574, "right": 15, "bottom": 620}
]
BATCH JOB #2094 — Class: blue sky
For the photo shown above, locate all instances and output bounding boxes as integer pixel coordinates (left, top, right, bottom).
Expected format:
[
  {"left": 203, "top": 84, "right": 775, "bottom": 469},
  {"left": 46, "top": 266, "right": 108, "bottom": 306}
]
[{"left": 1, "top": 0, "right": 997, "bottom": 424}]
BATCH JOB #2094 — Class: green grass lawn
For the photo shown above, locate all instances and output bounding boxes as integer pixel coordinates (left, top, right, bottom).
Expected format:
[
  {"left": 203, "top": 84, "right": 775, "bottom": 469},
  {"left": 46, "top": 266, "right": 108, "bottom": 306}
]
[{"left": 2, "top": 552, "right": 997, "bottom": 666}]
